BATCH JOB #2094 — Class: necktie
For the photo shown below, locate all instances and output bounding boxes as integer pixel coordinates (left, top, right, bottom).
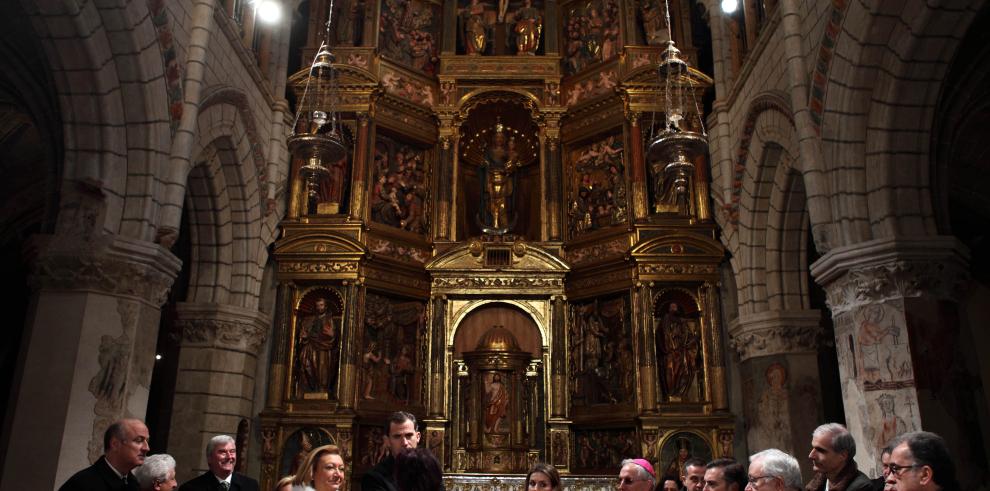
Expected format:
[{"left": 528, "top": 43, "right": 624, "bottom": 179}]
[{"left": 220, "top": 481, "right": 230, "bottom": 491}]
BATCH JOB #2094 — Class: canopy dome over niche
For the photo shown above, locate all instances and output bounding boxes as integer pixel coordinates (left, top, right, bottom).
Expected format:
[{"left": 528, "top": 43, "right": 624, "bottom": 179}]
[{"left": 475, "top": 325, "right": 523, "bottom": 352}]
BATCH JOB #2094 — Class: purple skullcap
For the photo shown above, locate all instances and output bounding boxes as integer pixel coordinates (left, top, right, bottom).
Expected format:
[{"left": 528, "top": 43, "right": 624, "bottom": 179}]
[{"left": 631, "top": 458, "right": 656, "bottom": 478}]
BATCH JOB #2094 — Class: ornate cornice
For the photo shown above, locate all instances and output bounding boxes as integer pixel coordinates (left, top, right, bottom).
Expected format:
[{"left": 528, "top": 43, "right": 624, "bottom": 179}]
[
  {"left": 30, "top": 234, "right": 181, "bottom": 306},
  {"left": 728, "top": 310, "right": 821, "bottom": 361},
  {"left": 811, "top": 237, "right": 970, "bottom": 315},
  {"left": 175, "top": 302, "right": 272, "bottom": 354}
]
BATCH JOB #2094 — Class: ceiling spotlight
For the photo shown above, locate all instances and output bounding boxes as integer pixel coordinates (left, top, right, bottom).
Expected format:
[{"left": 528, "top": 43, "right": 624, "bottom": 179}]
[
  {"left": 721, "top": 0, "right": 739, "bottom": 13},
  {"left": 256, "top": 0, "right": 282, "bottom": 23},
  {"left": 155, "top": 354, "right": 163, "bottom": 361}
]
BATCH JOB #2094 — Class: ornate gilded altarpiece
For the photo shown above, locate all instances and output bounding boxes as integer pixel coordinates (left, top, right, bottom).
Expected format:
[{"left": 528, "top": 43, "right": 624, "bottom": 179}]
[{"left": 260, "top": 1, "right": 731, "bottom": 489}]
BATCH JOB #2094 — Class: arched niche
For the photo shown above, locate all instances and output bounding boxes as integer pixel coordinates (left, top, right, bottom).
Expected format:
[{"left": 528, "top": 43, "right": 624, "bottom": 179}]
[{"left": 452, "top": 302, "right": 543, "bottom": 358}]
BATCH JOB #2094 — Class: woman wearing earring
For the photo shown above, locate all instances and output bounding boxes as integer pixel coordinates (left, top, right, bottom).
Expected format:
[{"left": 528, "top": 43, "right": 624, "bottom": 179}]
[{"left": 292, "top": 445, "right": 346, "bottom": 491}]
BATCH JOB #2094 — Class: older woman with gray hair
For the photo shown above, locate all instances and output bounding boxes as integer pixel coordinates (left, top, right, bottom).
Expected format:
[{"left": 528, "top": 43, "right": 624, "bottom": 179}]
[
  {"left": 133, "top": 454, "right": 178, "bottom": 491},
  {"left": 747, "top": 449, "right": 802, "bottom": 491}
]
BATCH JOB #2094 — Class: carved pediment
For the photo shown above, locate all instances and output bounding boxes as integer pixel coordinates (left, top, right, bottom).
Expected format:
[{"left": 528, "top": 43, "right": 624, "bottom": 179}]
[
  {"left": 630, "top": 232, "right": 723, "bottom": 260},
  {"left": 274, "top": 232, "right": 367, "bottom": 258},
  {"left": 426, "top": 240, "right": 570, "bottom": 273}
]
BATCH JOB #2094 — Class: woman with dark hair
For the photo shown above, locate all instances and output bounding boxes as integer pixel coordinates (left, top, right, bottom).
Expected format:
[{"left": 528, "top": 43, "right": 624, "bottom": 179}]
[
  {"left": 526, "top": 463, "right": 561, "bottom": 491},
  {"left": 293, "top": 444, "right": 346, "bottom": 491},
  {"left": 394, "top": 448, "right": 443, "bottom": 491}
]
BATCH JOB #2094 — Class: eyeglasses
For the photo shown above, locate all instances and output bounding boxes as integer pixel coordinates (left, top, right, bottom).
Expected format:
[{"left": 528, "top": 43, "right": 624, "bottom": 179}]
[
  {"left": 746, "top": 475, "right": 778, "bottom": 486},
  {"left": 888, "top": 463, "right": 922, "bottom": 477},
  {"left": 617, "top": 478, "right": 648, "bottom": 487}
]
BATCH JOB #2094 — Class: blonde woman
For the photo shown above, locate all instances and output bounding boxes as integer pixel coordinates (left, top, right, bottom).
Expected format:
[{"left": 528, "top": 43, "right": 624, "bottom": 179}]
[{"left": 292, "top": 445, "right": 346, "bottom": 491}]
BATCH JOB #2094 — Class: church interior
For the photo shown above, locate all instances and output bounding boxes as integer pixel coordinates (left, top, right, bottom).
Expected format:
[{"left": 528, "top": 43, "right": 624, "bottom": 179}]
[{"left": 1, "top": 0, "right": 990, "bottom": 489}]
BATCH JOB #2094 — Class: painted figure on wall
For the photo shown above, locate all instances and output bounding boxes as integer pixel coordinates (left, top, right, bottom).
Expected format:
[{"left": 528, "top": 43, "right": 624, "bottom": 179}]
[
  {"left": 659, "top": 433, "right": 712, "bottom": 482},
  {"left": 875, "top": 393, "right": 908, "bottom": 449},
  {"left": 514, "top": 0, "right": 542, "bottom": 54},
  {"left": 748, "top": 362, "right": 793, "bottom": 455},
  {"left": 370, "top": 136, "right": 429, "bottom": 234},
  {"left": 570, "top": 295, "right": 633, "bottom": 406},
  {"left": 568, "top": 135, "right": 626, "bottom": 237},
  {"left": 379, "top": 0, "right": 440, "bottom": 74},
  {"left": 294, "top": 294, "right": 342, "bottom": 399},
  {"left": 485, "top": 372, "right": 510, "bottom": 433},
  {"left": 361, "top": 292, "right": 427, "bottom": 405},
  {"left": 856, "top": 304, "right": 909, "bottom": 385},
  {"left": 574, "top": 429, "right": 638, "bottom": 472},
  {"left": 655, "top": 299, "right": 702, "bottom": 400},
  {"left": 563, "top": 0, "right": 620, "bottom": 74}
]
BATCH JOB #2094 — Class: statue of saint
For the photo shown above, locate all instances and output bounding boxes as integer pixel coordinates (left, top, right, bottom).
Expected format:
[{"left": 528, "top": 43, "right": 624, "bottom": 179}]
[
  {"left": 461, "top": 0, "right": 488, "bottom": 55},
  {"left": 656, "top": 302, "right": 701, "bottom": 399},
  {"left": 295, "top": 297, "right": 340, "bottom": 398},
  {"left": 514, "top": 0, "right": 542, "bottom": 55},
  {"left": 478, "top": 121, "right": 520, "bottom": 234}
]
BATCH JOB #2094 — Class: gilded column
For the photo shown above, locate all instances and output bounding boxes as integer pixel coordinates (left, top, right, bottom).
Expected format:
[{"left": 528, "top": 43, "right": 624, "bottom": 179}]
[
  {"left": 265, "top": 281, "right": 295, "bottom": 409},
  {"left": 636, "top": 282, "right": 658, "bottom": 413},
  {"left": 349, "top": 112, "right": 371, "bottom": 220},
  {"left": 701, "top": 281, "right": 727, "bottom": 410},
  {"left": 627, "top": 112, "right": 649, "bottom": 220},
  {"left": 435, "top": 128, "right": 454, "bottom": 241},
  {"left": 550, "top": 295, "right": 567, "bottom": 418},
  {"left": 543, "top": 116, "right": 562, "bottom": 241},
  {"left": 288, "top": 155, "right": 305, "bottom": 218},
  {"left": 338, "top": 280, "right": 364, "bottom": 409},
  {"left": 429, "top": 296, "right": 448, "bottom": 417}
]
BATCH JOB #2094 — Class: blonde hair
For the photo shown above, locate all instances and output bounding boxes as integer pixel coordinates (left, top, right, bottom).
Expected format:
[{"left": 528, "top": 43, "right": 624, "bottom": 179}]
[
  {"left": 293, "top": 444, "right": 343, "bottom": 489},
  {"left": 274, "top": 475, "right": 295, "bottom": 491}
]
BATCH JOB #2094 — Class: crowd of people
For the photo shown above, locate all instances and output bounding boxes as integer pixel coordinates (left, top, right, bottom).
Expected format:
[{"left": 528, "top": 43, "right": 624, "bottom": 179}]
[{"left": 58, "top": 415, "right": 956, "bottom": 491}]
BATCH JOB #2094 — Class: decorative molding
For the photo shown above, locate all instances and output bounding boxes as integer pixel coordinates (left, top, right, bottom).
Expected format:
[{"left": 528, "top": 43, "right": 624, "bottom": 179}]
[
  {"left": 566, "top": 237, "right": 627, "bottom": 265},
  {"left": 278, "top": 262, "right": 359, "bottom": 274},
  {"left": 638, "top": 263, "right": 717, "bottom": 276},
  {"left": 728, "top": 310, "right": 822, "bottom": 361},
  {"left": 444, "top": 475, "right": 614, "bottom": 491},
  {"left": 30, "top": 235, "right": 180, "bottom": 306},
  {"left": 810, "top": 237, "right": 970, "bottom": 315},
  {"left": 175, "top": 303, "right": 272, "bottom": 354},
  {"left": 432, "top": 276, "right": 564, "bottom": 289}
]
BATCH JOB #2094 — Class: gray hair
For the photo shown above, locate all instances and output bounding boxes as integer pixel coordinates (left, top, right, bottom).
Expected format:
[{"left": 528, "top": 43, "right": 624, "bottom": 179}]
[
  {"left": 813, "top": 423, "right": 856, "bottom": 459},
  {"left": 133, "top": 454, "right": 176, "bottom": 490},
  {"left": 750, "top": 449, "right": 802, "bottom": 490},
  {"left": 620, "top": 459, "right": 656, "bottom": 489},
  {"left": 206, "top": 434, "right": 236, "bottom": 458}
]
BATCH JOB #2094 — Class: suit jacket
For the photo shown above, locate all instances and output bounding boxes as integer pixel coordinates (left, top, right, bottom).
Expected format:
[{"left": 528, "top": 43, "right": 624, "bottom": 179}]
[
  {"left": 361, "top": 455, "right": 398, "bottom": 491},
  {"left": 178, "top": 471, "right": 260, "bottom": 491},
  {"left": 59, "top": 456, "right": 140, "bottom": 491}
]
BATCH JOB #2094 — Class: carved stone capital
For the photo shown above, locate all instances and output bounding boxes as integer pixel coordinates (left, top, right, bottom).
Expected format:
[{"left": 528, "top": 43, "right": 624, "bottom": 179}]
[
  {"left": 811, "top": 236, "right": 970, "bottom": 315},
  {"left": 30, "top": 234, "right": 181, "bottom": 306},
  {"left": 175, "top": 302, "right": 272, "bottom": 354},
  {"left": 728, "top": 310, "right": 822, "bottom": 361}
]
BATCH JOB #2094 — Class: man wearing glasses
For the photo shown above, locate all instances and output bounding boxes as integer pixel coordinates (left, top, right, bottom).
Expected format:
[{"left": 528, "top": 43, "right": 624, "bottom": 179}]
[
  {"left": 806, "top": 424, "right": 872, "bottom": 491},
  {"left": 745, "top": 449, "right": 802, "bottom": 491},
  {"left": 885, "top": 432, "right": 958, "bottom": 491},
  {"left": 617, "top": 459, "right": 656, "bottom": 491}
]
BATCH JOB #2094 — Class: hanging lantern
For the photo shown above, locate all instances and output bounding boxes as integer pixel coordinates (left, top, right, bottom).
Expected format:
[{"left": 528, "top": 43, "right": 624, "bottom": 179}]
[
  {"left": 287, "top": 0, "right": 347, "bottom": 211},
  {"left": 646, "top": 0, "right": 709, "bottom": 212}
]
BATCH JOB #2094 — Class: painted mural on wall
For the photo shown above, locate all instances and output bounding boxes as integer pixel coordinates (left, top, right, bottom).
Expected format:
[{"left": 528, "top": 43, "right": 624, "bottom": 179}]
[
  {"left": 360, "top": 292, "right": 427, "bottom": 406},
  {"left": 281, "top": 427, "right": 335, "bottom": 477},
  {"left": 563, "top": 0, "right": 621, "bottom": 75},
  {"left": 745, "top": 361, "right": 793, "bottom": 455},
  {"left": 293, "top": 289, "right": 345, "bottom": 400},
  {"left": 569, "top": 294, "right": 634, "bottom": 406},
  {"left": 379, "top": 0, "right": 440, "bottom": 74},
  {"left": 370, "top": 134, "right": 430, "bottom": 234},
  {"left": 659, "top": 432, "right": 712, "bottom": 482},
  {"left": 653, "top": 290, "right": 703, "bottom": 401},
  {"left": 574, "top": 428, "right": 638, "bottom": 472},
  {"left": 566, "top": 134, "right": 627, "bottom": 237}
]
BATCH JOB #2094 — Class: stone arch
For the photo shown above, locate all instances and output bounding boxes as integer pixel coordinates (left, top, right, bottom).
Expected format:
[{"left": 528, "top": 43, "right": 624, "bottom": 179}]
[
  {"left": 765, "top": 163, "right": 810, "bottom": 311},
  {"left": 819, "top": 0, "right": 985, "bottom": 246},
  {"left": 189, "top": 92, "right": 273, "bottom": 308},
  {"left": 22, "top": 0, "right": 172, "bottom": 240},
  {"left": 184, "top": 142, "right": 235, "bottom": 304},
  {"left": 449, "top": 300, "right": 549, "bottom": 351}
]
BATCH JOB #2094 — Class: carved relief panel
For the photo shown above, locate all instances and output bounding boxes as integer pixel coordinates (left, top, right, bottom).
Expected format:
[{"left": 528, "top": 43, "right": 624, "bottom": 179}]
[
  {"left": 652, "top": 289, "right": 704, "bottom": 403},
  {"left": 568, "top": 293, "right": 634, "bottom": 407},
  {"left": 379, "top": 0, "right": 441, "bottom": 75},
  {"left": 562, "top": 0, "right": 621, "bottom": 75},
  {"left": 370, "top": 133, "right": 431, "bottom": 234},
  {"left": 565, "top": 133, "right": 627, "bottom": 238},
  {"left": 358, "top": 292, "right": 428, "bottom": 408}
]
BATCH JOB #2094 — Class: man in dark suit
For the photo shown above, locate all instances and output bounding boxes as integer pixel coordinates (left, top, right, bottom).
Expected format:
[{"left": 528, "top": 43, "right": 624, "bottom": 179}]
[
  {"left": 362, "top": 411, "right": 421, "bottom": 491},
  {"left": 178, "top": 435, "right": 259, "bottom": 491},
  {"left": 59, "top": 418, "right": 150, "bottom": 491}
]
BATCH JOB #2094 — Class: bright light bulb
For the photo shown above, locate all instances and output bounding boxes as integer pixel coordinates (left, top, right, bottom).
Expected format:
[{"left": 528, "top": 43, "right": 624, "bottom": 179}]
[
  {"left": 155, "top": 354, "right": 163, "bottom": 361},
  {"left": 721, "top": 0, "right": 739, "bottom": 13},
  {"left": 257, "top": 0, "right": 282, "bottom": 23}
]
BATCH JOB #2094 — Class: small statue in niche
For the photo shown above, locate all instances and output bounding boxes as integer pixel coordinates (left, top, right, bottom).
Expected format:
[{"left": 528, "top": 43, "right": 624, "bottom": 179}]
[
  {"left": 461, "top": 0, "right": 488, "bottom": 55},
  {"left": 478, "top": 120, "right": 522, "bottom": 234},
  {"left": 514, "top": 0, "right": 542, "bottom": 55},
  {"left": 295, "top": 296, "right": 341, "bottom": 399},
  {"left": 640, "top": 0, "right": 670, "bottom": 46},
  {"left": 656, "top": 301, "right": 701, "bottom": 400}
]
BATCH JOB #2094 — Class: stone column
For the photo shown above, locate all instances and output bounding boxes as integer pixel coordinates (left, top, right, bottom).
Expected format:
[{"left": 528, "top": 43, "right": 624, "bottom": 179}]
[
  {"left": 728, "top": 309, "right": 822, "bottom": 476},
  {"left": 811, "top": 237, "right": 984, "bottom": 482},
  {"left": 1, "top": 235, "right": 179, "bottom": 491},
  {"left": 169, "top": 302, "right": 271, "bottom": 482}
]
